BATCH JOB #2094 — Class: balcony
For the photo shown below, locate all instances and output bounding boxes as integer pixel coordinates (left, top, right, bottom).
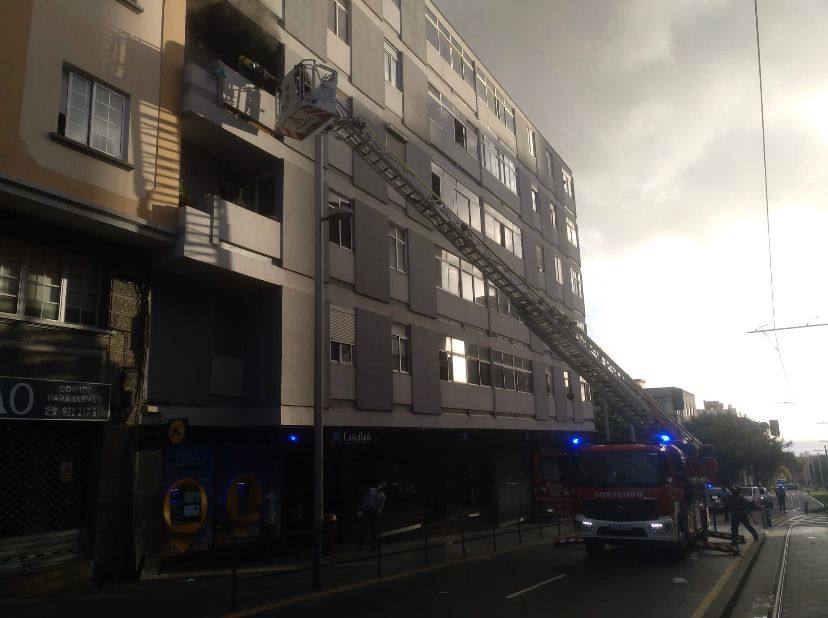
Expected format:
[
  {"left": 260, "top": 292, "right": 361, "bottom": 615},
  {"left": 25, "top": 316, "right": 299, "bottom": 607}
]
[
  {"left": 182, "top": 60, "right": 283, "bottom": 158},
  {"left": 174, "top": 195, "right": 283, "bottom": 285}
]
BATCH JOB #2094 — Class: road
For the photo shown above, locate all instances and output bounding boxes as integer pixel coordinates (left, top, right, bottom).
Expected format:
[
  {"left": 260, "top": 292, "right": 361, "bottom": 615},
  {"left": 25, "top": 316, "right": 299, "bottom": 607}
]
[{"left": 260, "top": 536, "right": 746, "bottom": 618}]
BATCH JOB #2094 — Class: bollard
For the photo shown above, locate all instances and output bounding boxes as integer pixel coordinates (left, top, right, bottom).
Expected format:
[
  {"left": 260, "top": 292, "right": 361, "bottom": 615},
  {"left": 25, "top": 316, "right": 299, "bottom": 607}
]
[
  {"left": 517, "top": 511, "right": 522, "bottom": 546},
  {"left": 460, "top": 517, "right": 467, "bottom": 559}
]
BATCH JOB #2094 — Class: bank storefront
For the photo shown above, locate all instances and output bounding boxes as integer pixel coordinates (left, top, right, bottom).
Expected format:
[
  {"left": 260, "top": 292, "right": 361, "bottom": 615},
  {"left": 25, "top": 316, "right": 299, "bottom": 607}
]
[{"left": 0, "top": 376, "right": 110, "bottom": 575}]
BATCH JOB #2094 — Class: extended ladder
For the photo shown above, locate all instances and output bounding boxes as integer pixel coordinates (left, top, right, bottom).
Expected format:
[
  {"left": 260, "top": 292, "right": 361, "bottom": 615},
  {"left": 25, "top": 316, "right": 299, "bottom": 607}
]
[{"left": 277, "top": 60, "right": 698, "bottom": 446}]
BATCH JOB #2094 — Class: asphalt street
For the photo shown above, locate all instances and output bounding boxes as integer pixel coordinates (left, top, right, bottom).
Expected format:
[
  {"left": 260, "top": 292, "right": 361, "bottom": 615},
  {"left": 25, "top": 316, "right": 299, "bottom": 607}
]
[{"left": 263, "top": 535, "right": 744, "bottom": 618}]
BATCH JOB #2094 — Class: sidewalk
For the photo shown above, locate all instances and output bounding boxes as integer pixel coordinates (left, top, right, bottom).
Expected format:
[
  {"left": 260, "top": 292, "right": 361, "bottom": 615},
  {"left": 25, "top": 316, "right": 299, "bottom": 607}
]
[{"left": 2, "top": 518, "right": 574, "bottom": 617}]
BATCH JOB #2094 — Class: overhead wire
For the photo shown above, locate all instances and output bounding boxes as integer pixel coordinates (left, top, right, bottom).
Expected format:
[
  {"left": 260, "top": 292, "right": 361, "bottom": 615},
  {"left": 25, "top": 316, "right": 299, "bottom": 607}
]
[{"left": 753, "top": 0, "right": 793, "bottom": 398}]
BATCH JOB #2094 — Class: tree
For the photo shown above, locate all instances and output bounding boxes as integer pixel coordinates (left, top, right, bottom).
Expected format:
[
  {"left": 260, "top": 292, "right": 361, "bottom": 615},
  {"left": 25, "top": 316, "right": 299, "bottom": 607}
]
[{"left": 685, "top": 414, "right": 799, "bottom": 486}]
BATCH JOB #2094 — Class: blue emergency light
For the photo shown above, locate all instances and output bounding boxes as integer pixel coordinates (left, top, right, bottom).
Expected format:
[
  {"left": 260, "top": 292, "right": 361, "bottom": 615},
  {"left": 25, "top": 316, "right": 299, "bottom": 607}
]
[
  {"left": 569, "top": 436, "right": 582, "bottom": 447},
  {"left": 287, "top": 433, "right": 300, "bottom": 443},
  {"left": 658, "top": 433, "right": 671, "bottom": 444}
]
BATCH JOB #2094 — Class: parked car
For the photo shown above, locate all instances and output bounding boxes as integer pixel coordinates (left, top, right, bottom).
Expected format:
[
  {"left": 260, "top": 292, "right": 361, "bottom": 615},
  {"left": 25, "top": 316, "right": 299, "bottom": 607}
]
[
  {"left": 707, "top": 486, "right": 729, "bottom": 512},
  {"left": 740, "top": 486, "right": 761, "bottom": 509}
]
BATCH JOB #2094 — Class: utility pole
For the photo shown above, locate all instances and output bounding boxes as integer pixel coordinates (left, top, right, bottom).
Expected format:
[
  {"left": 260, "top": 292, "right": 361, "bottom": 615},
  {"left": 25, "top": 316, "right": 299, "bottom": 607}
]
[
  {"left": 312, "top": 132, "right": 325, "bottom": 590},
  {"left": 811, "top": 450, "right": 825, "bottom": 489}
]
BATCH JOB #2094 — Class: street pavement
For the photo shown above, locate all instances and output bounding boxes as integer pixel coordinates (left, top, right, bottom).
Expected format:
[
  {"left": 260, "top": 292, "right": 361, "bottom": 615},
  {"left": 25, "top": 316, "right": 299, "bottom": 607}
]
[
  {"left": 5, "top": 495, "right": 821, "bottom": 618},
  {"left": 730, "top": 491, "right": 827, "bottom": 618}
]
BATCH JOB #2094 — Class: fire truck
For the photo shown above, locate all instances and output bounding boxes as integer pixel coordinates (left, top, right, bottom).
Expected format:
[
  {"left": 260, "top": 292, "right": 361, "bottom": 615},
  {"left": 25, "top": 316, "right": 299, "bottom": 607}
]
[{"left": 571, "top": 437, "right": 718, "bottom": 557}]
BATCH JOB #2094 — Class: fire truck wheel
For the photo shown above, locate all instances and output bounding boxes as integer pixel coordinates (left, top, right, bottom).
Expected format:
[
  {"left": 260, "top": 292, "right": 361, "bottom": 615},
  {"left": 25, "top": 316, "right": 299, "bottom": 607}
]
[{"left": 585, "top": 539, "right": 605, "bottom": 558}]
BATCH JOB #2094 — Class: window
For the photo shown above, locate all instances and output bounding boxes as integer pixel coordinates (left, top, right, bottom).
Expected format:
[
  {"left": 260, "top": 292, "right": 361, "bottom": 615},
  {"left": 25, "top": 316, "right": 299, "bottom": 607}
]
[
  {"left": 428, "top": 85, "right": 478, "bottom": 159},
  {"left": 561, "top": 169, "right": 574, "bottom": 198},
  {"left": 549, "top": 202, "right": 557, "bottom": 228},
  {"left": 536, "top": 245, "right": 544, "bottom": 274},
  {"left": 336, "top": 90, "right": 353, "bottom": 115},
  {"left": 59, "top": 69, "right": 128, "bottom": 160},
  {"left": 565, "top": 218, "right": 579, "bottom": 247},
  {"left": 575, "top": 320, "right": 586, "bottom": 332},
  {"left": 328, "top": 193, "right": 353, "bottom": 249},
  {"left": 329, "top": 305, "right": 354, "bottom": 364},
  {"left": 0, "top": 241, "right": 100, "bottom": 327},
  {"left": 528, "top": 129, "right": 537, "bottom": 158},
  {"left": 545, "top": 367, "right": 554, "bottom": 396},
  {"left": 530, "top": 187, "right": 539, "bottom": 212},
  {"left": 546, "top": 151, "right": 553, "bottom": 177},
  {"left": 481, "top": 134, "right": 518, "bottom": 193},
  {"left": 328, "top": 0, "right": 349, "bottom": 43},
  {"left": 476, "top": 73, "right": 516, "bottom": 133},
  {"left": 563, "top": 370, "right": 571, "bottom": 393},
  {"left": 570, "top": 268, "right": 583, "bottom": 298},
  {"left": 436, "top": 249, "right": 486, "bottom": 305},
  {"left": 392, "top": 323, "right": 409, "bottom": 373},
  {"left": 386, "top": 130, "right": 405, "bottom": 162},
  {"left": 388, "top": 224, "right": 407, "bottom": 273},
  {"left": 425, "top": 9, "right": 475, "bottom": 86},
  {"left": 483, "top": 204, "right": 523, "bottom": 258},
  {"left": 432, "top": 163, "right": 481, "bottom": 231},
  {"left": 487, "top": 285, "right": 521, "bottom": 320},
  {"left": 580, "top": 376, "right": 591, "bottom": 402},
  {"left": 554, "top": 255, "right": 563, "bottom": 284},
  {"left": 491, "top": 350, "right": 533, "bottom": 393},
  {"left": 439, "top": 337, "right": 491, "bottom": 386},
  {"left": 383, "top": 41, "right": 402, "bottom": 90}
]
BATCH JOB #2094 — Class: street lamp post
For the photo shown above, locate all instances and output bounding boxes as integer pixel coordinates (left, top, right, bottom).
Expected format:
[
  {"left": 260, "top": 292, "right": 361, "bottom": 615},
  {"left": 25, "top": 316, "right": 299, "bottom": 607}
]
[
  {"left": 312, "top": 132, "right": 352, "bottom": 590},
  {"left": 810, "top": 450, "right": 826, "bottom": 490}
]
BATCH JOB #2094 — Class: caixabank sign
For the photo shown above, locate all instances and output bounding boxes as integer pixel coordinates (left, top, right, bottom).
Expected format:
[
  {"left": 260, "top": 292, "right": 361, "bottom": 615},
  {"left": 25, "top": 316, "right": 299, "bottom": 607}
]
[{"left": 0, "top": 376, "right": 110, "bottom": 421}]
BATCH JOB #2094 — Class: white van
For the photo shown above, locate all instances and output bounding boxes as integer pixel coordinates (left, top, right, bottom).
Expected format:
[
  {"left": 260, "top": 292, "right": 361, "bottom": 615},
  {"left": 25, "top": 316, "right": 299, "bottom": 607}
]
[{"left": 740, "top": 486, "right": 761, "bottom": 509}]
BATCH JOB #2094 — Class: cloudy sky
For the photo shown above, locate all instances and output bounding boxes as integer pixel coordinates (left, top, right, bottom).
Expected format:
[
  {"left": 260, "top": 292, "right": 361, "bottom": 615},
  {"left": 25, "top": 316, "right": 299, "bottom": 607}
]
[{"left": 437, "top": 0, "right": 828, "bottom": 450}]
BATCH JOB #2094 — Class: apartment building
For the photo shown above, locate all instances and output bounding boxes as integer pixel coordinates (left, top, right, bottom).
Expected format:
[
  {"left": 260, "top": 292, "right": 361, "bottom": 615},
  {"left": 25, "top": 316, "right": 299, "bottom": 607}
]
[
  {"left": 0, "top": 0, "right": 592, "bottom": 579},
  {"left": 645, "top": 387, "right": 697, "bottom": 425}
]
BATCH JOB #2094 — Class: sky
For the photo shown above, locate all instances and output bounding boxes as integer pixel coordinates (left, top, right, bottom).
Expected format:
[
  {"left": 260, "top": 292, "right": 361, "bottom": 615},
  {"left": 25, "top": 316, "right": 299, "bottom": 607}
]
[{"left": 436, "top": 0, "right": 828, "bottom": 450}]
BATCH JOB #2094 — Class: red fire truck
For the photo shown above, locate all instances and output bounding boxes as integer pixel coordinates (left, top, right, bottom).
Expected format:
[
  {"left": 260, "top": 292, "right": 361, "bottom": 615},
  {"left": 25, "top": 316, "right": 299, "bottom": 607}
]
[{"left": 568, "top": 437, "right": 718, "bottom": 557}]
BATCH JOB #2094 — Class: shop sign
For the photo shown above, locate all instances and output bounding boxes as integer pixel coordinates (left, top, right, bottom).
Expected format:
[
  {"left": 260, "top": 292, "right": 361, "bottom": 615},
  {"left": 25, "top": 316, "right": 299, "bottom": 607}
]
[
  {"left": 333, "top": 430, "right": 372, "bottom": 444},
  {"left": 0, "top": 376, "right": 110, "bottom": 421}
]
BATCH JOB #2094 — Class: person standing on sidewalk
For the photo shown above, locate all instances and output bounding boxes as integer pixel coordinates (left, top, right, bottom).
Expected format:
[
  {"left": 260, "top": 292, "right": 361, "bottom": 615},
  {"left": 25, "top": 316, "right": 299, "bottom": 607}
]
[
  {"left": 776, "top": 484, "right": 787, "bottom": 513},
  {"left": 358, "top": 482, "right": 387, "bottom": 550},
  {"left": 727, "top": 485, "right": 759, "bottom": 552}
]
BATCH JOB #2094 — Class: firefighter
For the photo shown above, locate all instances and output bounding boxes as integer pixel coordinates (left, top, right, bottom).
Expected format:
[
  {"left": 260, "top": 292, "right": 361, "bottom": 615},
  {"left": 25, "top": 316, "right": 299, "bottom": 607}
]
[{"left": 727, "top": 485, "right": 759, "bottom": 552}]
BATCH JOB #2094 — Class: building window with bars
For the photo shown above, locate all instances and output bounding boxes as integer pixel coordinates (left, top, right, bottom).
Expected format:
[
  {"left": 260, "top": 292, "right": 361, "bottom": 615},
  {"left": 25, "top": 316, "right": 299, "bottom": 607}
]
[
  {"left": 384, "top": 40, "right": 402, "bottom": 90},
  {"left": 328, "top": 192, "right": 353, "bottom": 250},
  {"left": 388, "top": 224, "right": 407, "bottom": 273},
  {"left": 329, "top": 305, "right": 354, "bottom": 364},
  {"left": 328, "top": 0, "right": 350, "bottom": 43},
  {"left": 58, "top": 69, "right": 128, "bottom": 160},
  {"left": 435, "top": 249, "right": 486, "bottom": 305},
  {"left": 491, "top": 350, "right": 533, "bottom": 393},
  {"left": 392, "top": 323, "right": 409, "bottom": 373},
  {"left": 0, "top": 240, "right": 101, "bottom": 327}
]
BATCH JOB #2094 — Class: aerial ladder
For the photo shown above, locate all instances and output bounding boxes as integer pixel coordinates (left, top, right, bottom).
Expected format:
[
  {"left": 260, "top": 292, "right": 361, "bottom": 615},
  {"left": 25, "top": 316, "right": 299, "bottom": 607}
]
[{"left": 274, "top": 60, "right": 699, "bottom": 448}]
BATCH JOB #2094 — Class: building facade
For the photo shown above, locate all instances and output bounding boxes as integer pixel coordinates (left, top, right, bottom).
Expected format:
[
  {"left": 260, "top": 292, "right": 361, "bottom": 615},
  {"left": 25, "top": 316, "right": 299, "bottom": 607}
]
[
  {"left": 0, "top": 0, "right": 593, "bottom": 580},
  {"left": 645, "top": 387, "right": 696, "bottom": 426}
]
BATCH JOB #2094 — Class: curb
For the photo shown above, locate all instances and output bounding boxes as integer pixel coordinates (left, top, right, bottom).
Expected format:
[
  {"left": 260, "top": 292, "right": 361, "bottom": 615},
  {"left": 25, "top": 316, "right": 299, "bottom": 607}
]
[{"left": 717, "top": 533, "right": 767, "bottom": 617}]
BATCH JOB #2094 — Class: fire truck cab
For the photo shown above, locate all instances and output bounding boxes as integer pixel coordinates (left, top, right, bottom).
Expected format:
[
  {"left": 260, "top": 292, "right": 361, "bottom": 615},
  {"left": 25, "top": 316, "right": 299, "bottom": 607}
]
[{"left": 572, "top": 441, "right": 710, "bottom": 557}]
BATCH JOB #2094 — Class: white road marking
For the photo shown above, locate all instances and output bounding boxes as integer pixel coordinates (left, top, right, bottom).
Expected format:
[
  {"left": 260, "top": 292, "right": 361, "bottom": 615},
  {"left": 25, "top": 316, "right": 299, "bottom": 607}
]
[{"left": 505, "top": 574, "right": 567, "bottom": 599}]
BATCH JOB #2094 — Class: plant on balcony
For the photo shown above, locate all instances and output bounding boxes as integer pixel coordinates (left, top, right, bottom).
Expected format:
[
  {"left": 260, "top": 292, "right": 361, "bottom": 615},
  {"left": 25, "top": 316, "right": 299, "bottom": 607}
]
[{"left": 178, "top": 181, "right": 195, "bottom": 208}]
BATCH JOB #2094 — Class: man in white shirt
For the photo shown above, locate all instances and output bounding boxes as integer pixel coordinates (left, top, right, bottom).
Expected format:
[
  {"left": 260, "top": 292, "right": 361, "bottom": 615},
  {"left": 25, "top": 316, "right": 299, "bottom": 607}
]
[{"left": 359, "top": 482, "right": 386, "bottom": 549}]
